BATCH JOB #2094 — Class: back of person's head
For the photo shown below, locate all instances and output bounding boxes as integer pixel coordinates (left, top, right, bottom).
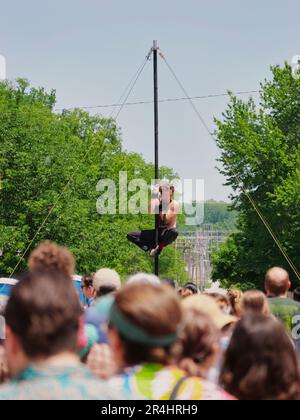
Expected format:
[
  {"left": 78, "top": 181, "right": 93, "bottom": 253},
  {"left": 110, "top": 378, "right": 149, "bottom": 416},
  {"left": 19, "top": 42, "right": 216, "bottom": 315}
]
[
  {"left": 220, "top": 314, "right": 300, "bottom": 400},
  {"left": 241, "top": 290, "right": 271, "bottom": 317},
  {"left": 28, "top": 241, "right": 75, "bottom": 280},
  {"left": 178, "top": 287, "right": 194, "bottom": 299},
  {"left": 176, "top": 308, "right": 220, "bottom": 378},
  {"left": 294, "top": 287, "right": 300, "bottom": 303},
  {"left": 127, "top": 273, "right": 160, "bottom": 286},
  {"left": 265, "top": 267, "right": 291, "bottom": 297},
  {"left": 183, "top": 282, "right": 198, "bottom": 295},
  {"left": 93, "top": 269, "right": 121, "bottom": 298},
  {"left": 182, "top": 294, "right": 237, "bottom": 331},
  {"left": 208, "top": 293, "right": 232, "bottom": 315},
  {"left": 228, "top": 289, "right": 243, "bottom": 317},
  {"left": 108, "top": 282, "right": 182, "bottom": 367},
  {"left": 5, "top": 270, "right": 82, "bottom": 364}
]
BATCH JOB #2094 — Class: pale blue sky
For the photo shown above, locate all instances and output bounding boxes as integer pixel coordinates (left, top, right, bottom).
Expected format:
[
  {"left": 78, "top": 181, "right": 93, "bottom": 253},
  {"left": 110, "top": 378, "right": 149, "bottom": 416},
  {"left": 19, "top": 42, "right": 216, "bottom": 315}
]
[{"left": 1, "top": 0, "right": 299, "bottom": 200}]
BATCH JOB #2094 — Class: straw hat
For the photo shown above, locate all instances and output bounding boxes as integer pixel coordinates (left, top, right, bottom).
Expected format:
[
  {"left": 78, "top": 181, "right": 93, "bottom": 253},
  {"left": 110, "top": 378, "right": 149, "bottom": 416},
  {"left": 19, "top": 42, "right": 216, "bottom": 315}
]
[{"left": 182, "top": 294, "right": 237, "bottom": 330}]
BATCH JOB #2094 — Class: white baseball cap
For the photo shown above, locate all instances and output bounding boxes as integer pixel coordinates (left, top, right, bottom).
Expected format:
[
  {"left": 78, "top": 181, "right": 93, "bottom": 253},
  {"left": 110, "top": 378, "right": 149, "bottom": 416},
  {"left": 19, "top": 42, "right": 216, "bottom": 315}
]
[{"left": 93, "top": 268, "right": 121, "bottom": 292}]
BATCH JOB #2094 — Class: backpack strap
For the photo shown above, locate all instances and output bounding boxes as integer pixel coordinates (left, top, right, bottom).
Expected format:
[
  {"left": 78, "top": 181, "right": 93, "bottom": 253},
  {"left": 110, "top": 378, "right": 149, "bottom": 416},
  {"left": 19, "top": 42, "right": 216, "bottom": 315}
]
[{"left": 169, "top": 376, "right": 189, "bottom": 400}]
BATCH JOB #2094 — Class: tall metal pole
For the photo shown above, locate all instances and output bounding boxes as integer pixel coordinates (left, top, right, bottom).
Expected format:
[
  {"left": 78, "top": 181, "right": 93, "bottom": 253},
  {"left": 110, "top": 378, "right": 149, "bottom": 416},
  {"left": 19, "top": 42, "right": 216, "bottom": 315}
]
[{"left": 153, "top": 40, "right": 159, "bottom": 276}]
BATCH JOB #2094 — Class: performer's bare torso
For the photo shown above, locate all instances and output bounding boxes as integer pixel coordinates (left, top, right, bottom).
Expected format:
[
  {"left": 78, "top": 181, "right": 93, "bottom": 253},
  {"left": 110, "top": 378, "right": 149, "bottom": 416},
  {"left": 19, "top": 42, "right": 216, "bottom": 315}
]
[
  {"left": 158, "top": 200, "right": 179, "bottom": 230},
  {"left": 127, "top": 185, "right": 179, "bottom": 257}
]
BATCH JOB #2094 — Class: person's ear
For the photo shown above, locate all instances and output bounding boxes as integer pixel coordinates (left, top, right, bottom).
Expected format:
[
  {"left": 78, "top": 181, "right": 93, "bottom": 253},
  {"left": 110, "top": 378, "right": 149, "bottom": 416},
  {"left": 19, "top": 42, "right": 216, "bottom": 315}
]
[{"left": 288, "top": 281, "right": 291, "bottom": 291}]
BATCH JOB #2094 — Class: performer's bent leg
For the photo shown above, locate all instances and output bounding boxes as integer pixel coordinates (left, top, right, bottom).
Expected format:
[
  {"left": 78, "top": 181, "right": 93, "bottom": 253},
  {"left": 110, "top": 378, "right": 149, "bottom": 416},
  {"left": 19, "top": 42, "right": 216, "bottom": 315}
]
[
  {"left": 159, "top": 229, "right": 179, "bottom": 248},
  {"left": 150, "top": 229, "right": 179, "bottom": 257},
  {"left": 127, "top": 231, "right": 141, "bottom": 244},
  {"left": 127, "top": 230, "right": 156, "bottom": 252}
]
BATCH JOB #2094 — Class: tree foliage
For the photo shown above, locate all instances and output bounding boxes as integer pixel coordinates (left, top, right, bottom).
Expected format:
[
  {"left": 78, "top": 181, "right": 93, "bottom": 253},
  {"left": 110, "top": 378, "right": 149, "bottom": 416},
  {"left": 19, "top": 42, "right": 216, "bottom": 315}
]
[
  {"left": 212, "top": 64, "right": 300, "bottom": 289},
  {"left": 182, "top": 200, "right": 237, "bottom": 233},
  {"left": 0, "top": 79, "right": 187, "bottom": 282}
]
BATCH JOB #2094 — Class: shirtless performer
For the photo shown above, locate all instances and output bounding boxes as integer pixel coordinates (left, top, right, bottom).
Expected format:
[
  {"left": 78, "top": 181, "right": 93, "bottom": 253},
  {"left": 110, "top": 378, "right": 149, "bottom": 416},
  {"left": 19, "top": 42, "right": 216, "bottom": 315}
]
[{"left": 127, "top": 182, "right": 179, "bottom": 257}]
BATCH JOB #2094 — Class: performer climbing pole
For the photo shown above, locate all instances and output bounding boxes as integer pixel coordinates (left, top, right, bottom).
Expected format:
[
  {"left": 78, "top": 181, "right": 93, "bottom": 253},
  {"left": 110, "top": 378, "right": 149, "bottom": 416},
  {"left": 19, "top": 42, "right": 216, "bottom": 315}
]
[
  {"left": 127, "top": 41, "right": 179, "bottom": 276},
  {"left": 127, "top": 181, "right": 179, "bottom": 266}
]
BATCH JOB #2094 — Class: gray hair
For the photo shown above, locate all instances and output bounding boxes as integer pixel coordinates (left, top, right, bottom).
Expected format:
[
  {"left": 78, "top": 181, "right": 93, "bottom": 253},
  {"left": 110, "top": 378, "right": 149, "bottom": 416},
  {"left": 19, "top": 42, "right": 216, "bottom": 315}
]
[{"left": 127, "top": 273, "right": 161, "bottom": 286}]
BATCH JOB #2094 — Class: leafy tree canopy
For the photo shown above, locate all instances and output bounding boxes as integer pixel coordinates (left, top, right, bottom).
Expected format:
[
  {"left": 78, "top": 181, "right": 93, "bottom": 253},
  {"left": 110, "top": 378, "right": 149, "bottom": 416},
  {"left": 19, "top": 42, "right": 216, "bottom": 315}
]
[
  {"left": 212, "top": 64, "right": 300, "bottom": 290},
  {"left": 0, "top": 79, "right": 188, "bottom": 282}
]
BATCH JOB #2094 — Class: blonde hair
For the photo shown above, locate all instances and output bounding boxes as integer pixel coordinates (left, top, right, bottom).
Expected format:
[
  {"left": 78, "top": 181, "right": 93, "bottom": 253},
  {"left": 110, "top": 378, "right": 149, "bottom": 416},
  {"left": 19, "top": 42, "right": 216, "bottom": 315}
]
[{"left": 228, "top": 289, "right": 244, "bottom": 318}]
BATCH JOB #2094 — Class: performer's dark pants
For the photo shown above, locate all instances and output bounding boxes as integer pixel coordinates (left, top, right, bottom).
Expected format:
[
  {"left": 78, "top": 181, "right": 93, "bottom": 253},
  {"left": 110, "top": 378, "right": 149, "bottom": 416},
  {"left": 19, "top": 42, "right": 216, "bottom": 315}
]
[{"left": 127, "top": 228, "right": 178, "bottom": 252}]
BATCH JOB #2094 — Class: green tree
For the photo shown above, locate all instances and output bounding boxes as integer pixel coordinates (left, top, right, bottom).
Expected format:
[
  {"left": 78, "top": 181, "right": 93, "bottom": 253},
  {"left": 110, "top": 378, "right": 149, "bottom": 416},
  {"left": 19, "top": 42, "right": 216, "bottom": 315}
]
[
  {"left": 212, "top": 64, "right": 300, "bottom": 289},
  {"left": 182, "top": 200, "right": 237, "bottom": 233},
  {"left": 0, "top": 79, "right": 187, "bottom": 281}
]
